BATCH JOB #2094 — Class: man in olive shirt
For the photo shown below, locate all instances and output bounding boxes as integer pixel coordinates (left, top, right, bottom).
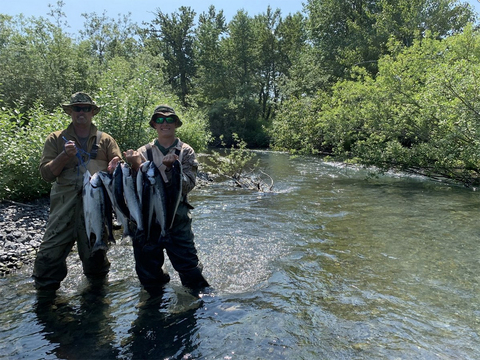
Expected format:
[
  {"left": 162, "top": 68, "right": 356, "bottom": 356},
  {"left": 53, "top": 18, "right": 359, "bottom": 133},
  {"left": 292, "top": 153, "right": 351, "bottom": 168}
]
[{"left": 33, "top": 92, "right": 122, "bottom": 292}]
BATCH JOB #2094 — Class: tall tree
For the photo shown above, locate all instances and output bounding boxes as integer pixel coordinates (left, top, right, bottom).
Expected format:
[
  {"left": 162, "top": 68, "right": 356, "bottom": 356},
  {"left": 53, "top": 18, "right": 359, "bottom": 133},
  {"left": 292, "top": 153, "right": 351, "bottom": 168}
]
[
  {"left": 224, "top": 10, "right": 257, "bottom": 102},
  {"left": 195, "top": 6, "right": 228, "bottom": 105},
  {"left": 375, "top": 0, "right": 474, "bottom": 47},
  {"left": 213, "top": 10, "right": 262, "bottom": 145},
  {"left": 275, "top": 12, "right": 308, "bottom": 88},
  {"left": 147, "top": 6, "right": 196, "bottom": 106},
  {"left": 80, "top": 11, "right": 139, "bottom": 66},
  {"left": 253, "top": 7, "right": 282, "bottom": 121},
  {"left": 0, "top": 14, "right": 78, "bottom": 112},
  {"left": 305, "top": 0, "right": 475, "bottom": 82},
  {"left": 306, "top": 0, "right": 381, "bottom": 80},
  {"left": 275, "top": 13, "right": 326, "bottom": 99}
]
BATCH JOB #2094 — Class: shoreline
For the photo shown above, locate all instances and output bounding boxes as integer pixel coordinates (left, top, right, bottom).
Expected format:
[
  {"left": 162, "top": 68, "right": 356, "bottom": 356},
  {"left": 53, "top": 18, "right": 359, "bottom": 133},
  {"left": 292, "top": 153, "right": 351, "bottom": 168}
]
[{"left": 0, "top": 197, "right": 49, "bottom": 276}]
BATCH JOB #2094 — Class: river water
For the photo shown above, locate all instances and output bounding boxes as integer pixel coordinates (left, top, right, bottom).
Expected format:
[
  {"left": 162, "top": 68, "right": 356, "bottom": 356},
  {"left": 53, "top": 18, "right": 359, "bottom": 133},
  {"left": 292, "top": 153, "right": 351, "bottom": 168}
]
[{"left": 1, "top": 151, "right": 480, "bottom": 359}]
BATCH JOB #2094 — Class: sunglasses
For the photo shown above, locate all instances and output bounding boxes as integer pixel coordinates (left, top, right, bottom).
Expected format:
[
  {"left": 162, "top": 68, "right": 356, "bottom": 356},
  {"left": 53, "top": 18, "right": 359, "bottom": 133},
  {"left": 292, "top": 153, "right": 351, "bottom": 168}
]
[
  {"left": 154, "top": 117, "right": 176, "bottom": 124},
  {"left": 72, "top": 106, "right": 92, "bottom": 112}
]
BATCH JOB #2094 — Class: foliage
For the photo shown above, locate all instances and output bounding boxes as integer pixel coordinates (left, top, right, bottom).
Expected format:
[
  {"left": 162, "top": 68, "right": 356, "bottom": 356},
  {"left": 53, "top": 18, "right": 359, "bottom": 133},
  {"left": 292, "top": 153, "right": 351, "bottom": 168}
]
[
  {"left": 203, "top": 134, "right": 273, "bottom": 191},
  {"left": 146, "top": 6, "right": 197, "bottom": 106},
  {"left": 175, "top": 106, "right": 213, "bottom": 153},
  {"left": 204, "top": 134, "right": 258, "bottom": 180},
  {"left": 303, "top": 0, "right": 475, "bottom": 84},
  {"left": 0, "top": 2, "right": 479, "bottom": 199},
  {"left": 0, "top": 105, "right": 68, "bottom": 200},
  {"left": 194, "top": 6, "right": 228, "bottom": 106},
  {"left": 94, "top": 54, "right": 211, "bottom": 153},
  {"left": 272, "top": 26, "right": 480, "bottom": 186},
  {"left": 0, "top": 15, "right": 80, "bottom": 113},
  {"left": 80, "top": 10, "right": 140, "bottom": 65},
  {"left": 269, "top": 94, "right": 326, "bottom": 155},
  {"left": 94, "top": 55, "right": 166, "bottom": 151}
]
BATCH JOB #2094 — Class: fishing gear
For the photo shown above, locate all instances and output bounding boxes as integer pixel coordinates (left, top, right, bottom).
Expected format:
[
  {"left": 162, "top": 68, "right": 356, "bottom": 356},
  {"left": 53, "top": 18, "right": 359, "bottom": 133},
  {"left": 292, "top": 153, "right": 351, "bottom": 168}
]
[{"left": 62, "top": 135, "right": 91, "bottom": 172}]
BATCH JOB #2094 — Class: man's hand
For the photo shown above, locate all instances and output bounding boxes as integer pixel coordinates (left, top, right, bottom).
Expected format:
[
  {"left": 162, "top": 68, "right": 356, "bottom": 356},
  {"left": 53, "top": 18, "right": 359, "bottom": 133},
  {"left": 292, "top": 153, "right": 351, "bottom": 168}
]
[
  {"left": 107, "top": 156, "right": 122, "bottom": 173},
  {"left": 63, "top": 140, "right": 77, "bottom": 158},
  {"left": 124, "top": 149, "right": 143, "bottom": 171},
  {"left": 163, "top": 154, "right": 179, "bottom": 169}
]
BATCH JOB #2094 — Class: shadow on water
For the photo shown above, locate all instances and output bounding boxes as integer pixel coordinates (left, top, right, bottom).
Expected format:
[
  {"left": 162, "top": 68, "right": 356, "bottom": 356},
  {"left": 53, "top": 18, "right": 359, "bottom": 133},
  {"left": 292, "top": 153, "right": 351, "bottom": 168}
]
[
  {"left": 30, "top": 277, "right": 209, "bottom": 360},
  {"left": 121, "top": 288, "right": 203, "bottom": 359},
  {"left": 34, "top": 281, "right": 119, "bottom": 360}
]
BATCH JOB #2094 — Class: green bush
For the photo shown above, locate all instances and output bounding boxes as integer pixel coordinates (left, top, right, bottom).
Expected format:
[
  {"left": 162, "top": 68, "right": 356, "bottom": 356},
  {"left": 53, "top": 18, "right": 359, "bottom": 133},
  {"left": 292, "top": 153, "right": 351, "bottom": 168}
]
[
  {"left": 204, "top": 133, "right": 259, "bottom": 181},
  {"left": 175, "top": 105, "right": 213, "bottom": 153},
  {"left": 94, "top": 56, "right": 212, "bottom": 153},
  {"left": 270, "top": 26, "right": 480, "bottom": 186},
  {"left": 0, "top": 99, "right": 211, "bottom": 201},
  {"left": 269, "top": 95, "right": 325, "bottom": 155},
  {"left": 0, "top": 105, "right": 68, "bottom": 200}
]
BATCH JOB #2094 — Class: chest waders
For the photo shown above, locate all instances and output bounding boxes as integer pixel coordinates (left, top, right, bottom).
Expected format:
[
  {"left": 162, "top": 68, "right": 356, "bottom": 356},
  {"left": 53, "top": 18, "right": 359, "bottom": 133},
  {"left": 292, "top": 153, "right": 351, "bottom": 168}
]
[
  {"left": 32, "top": 131, "right": 111, "bottom": 291},
  {"left": 132, "top": 143, "right": 209, "bottom": 293}
]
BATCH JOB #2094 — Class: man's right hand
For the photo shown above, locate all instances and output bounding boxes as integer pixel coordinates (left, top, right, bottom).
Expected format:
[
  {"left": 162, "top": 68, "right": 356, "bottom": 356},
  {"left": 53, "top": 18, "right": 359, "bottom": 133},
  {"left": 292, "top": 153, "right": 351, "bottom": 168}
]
[
  {"left": 124, "top": 149, "right": 143, "bottom": 171},
  {"left": 63, "top": 140, "right": 77, "bottom": 157}
]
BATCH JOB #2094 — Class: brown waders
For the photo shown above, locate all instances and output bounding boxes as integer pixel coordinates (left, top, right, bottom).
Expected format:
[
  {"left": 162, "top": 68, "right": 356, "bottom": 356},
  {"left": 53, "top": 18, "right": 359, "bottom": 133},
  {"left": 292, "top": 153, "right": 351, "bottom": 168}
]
[{"left": 33, "top": 169, "right": 110, "bottom": 291}]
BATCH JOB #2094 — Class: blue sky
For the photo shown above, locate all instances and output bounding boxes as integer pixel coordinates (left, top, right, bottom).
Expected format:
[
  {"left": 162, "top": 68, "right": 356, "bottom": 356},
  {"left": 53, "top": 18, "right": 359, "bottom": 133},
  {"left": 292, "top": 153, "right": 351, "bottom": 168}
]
[
  {"left": 1, "top": 0, "right": 305, "bottom": 33},
  {"left": 1, "top": 0, "right": 479, "bottom": 33}
]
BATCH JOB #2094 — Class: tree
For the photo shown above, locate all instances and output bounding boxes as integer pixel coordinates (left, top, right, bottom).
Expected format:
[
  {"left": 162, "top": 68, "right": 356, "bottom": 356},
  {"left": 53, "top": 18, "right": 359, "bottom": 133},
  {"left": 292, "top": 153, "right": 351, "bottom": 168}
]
[
  {"left": 252, "top": 7, "right": 282, "bottom": 122},
  {"left": 80, "top": 10, "right": 140, "bottom": 66},
  {"left": 0, "top": 14, "right": 78, "bottom": 112},
  {"left": 94, "top": 53, "right": 211, "bottom": 153},
  {"left": 304, "top": 0, "right": 475, "bottom": 82},
  {"left": 194, "top": 6, "right": 228, "bottom": 106},
  {"left": 210, "top": 10, "right": 264, "bottom": 146},
  {"left": 272, "top": 26, "right": 480, "bottom": 186},
  {"left": 274, "top": 12, "right": 311, "bottom": 98},
  {"left": 147, "top": 7, "right": 197, "bottom": 106}
]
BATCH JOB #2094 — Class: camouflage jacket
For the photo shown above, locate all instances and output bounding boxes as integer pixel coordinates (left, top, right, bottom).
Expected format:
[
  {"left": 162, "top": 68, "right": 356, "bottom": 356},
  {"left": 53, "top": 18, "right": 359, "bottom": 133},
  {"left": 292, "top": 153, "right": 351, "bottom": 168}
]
[{"left": 137, "top": 138, "right": 198, "bottom": 197}]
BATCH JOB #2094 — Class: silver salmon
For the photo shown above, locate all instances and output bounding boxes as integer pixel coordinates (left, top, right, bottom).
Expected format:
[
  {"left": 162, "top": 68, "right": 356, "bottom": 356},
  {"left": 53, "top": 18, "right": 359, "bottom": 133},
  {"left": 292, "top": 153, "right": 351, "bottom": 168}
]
[
  {"left": 165, "top": 159, "right": 183, "bottom": 229},
  {"left": 113, "top": 162, "right": 130, "bottom": 222},
  {"left": 147, "top": 161, "right": 167, "bottom": 238},
  {"left": 96, "top": 170, "right": 123, "bottom": 243},
  {"left": 137, "top": 161, "right": 153, "bottom": 238},
  {"left": 83, "top": 170, "right": 109, "bottom": 253},
  {"left": 122, "top": 163, "right": 143, "bottom": 231}
]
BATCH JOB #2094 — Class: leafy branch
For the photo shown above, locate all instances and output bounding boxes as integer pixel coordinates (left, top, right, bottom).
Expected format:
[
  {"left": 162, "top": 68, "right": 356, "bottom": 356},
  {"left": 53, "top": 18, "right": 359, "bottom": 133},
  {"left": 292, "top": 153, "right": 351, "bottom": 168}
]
[{"left": 203, "top": 133, "right": 273, "bottom": 191}]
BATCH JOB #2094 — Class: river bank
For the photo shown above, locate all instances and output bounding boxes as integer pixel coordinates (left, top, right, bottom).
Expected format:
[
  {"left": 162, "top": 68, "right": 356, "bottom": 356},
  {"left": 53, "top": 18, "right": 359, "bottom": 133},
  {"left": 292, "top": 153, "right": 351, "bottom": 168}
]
[{"left": 0, "top": 197, "right": 49, "bottom": 276}]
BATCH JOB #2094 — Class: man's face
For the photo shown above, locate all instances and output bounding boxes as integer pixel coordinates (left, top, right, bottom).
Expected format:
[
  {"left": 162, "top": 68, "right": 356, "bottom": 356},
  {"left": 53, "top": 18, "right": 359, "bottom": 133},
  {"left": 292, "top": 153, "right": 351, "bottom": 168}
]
[
  {"left": 153, "top": 115, "right": 177, "bottom": 137},
  {"left": 71, "top": 105, "right": 94, "bottom": 126}
]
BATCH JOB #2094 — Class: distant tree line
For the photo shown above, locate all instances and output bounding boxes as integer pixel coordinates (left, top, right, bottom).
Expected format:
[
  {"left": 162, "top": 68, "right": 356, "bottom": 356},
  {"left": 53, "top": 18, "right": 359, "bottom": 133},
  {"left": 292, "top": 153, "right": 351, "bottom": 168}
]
[{"left": 0, "top": 0, "right": 479, "bottom": 199}]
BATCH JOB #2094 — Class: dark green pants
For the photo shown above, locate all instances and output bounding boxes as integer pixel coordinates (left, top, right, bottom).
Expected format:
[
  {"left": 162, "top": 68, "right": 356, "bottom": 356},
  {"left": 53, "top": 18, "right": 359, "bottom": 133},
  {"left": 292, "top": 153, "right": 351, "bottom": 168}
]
[{"left": 133, "top": 202, "right": 209, "bottom": 292}]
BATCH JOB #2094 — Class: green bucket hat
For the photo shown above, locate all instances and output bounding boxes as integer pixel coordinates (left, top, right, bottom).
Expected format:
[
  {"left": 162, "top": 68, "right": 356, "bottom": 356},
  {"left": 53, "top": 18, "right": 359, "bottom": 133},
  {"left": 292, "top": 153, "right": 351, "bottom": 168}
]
[
  {"left": 62, "top": 92, "right": 101, "bottom": 115},
  {"left": 149, "top": 105, "right": 182, "bottom": 128}
]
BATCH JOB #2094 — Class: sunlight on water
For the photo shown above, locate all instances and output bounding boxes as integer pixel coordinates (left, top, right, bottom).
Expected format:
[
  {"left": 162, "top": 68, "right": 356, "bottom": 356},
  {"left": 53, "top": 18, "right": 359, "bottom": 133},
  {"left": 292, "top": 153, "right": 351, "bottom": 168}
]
[{"left": 1, "top": 151, "right": 480, "bottom": 359}]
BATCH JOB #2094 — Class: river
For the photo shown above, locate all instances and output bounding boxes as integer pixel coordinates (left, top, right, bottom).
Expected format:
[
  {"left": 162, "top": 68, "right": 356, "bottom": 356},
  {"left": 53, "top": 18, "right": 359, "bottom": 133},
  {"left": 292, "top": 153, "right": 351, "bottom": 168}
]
[{"left": 1, "top": 151, "right": 480, "bottom": 359}]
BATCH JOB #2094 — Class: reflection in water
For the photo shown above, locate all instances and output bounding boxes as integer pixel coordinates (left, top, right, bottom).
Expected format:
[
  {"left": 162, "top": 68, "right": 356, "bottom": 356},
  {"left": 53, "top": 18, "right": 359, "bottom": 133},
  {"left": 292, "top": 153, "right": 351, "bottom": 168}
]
[
  {"left": 34, "top": 281, "right": 118, "bottom": 359},
  {"left": 122, "top": 287, "right": 202, "bottom": 359}
]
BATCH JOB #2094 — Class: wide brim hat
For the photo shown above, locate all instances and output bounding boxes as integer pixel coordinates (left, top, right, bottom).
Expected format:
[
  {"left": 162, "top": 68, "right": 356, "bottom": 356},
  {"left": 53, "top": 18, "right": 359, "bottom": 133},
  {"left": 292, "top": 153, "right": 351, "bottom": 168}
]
[
  {"left": 62, "top": 92, "right": 101, "bottom": 115},
  {"left": 149, "top": 105, "right": 183, "bottom": 128}
]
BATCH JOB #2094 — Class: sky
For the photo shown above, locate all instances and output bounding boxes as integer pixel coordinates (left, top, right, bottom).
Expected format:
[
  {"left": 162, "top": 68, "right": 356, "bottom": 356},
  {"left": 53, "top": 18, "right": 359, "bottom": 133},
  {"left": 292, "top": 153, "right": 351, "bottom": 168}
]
[
  {"left": 1, "top": 0, "right": 479, "bottom": 33},
  {"left": 0, "top": 0, "right": 306, "bottom": 33}
]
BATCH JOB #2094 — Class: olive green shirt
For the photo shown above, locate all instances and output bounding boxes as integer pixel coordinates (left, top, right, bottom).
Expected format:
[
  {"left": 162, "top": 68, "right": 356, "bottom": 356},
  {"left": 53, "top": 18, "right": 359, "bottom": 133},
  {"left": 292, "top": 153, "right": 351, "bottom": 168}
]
[{"left": 39, "top": 122, "right": 122, "bottom": 186}]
